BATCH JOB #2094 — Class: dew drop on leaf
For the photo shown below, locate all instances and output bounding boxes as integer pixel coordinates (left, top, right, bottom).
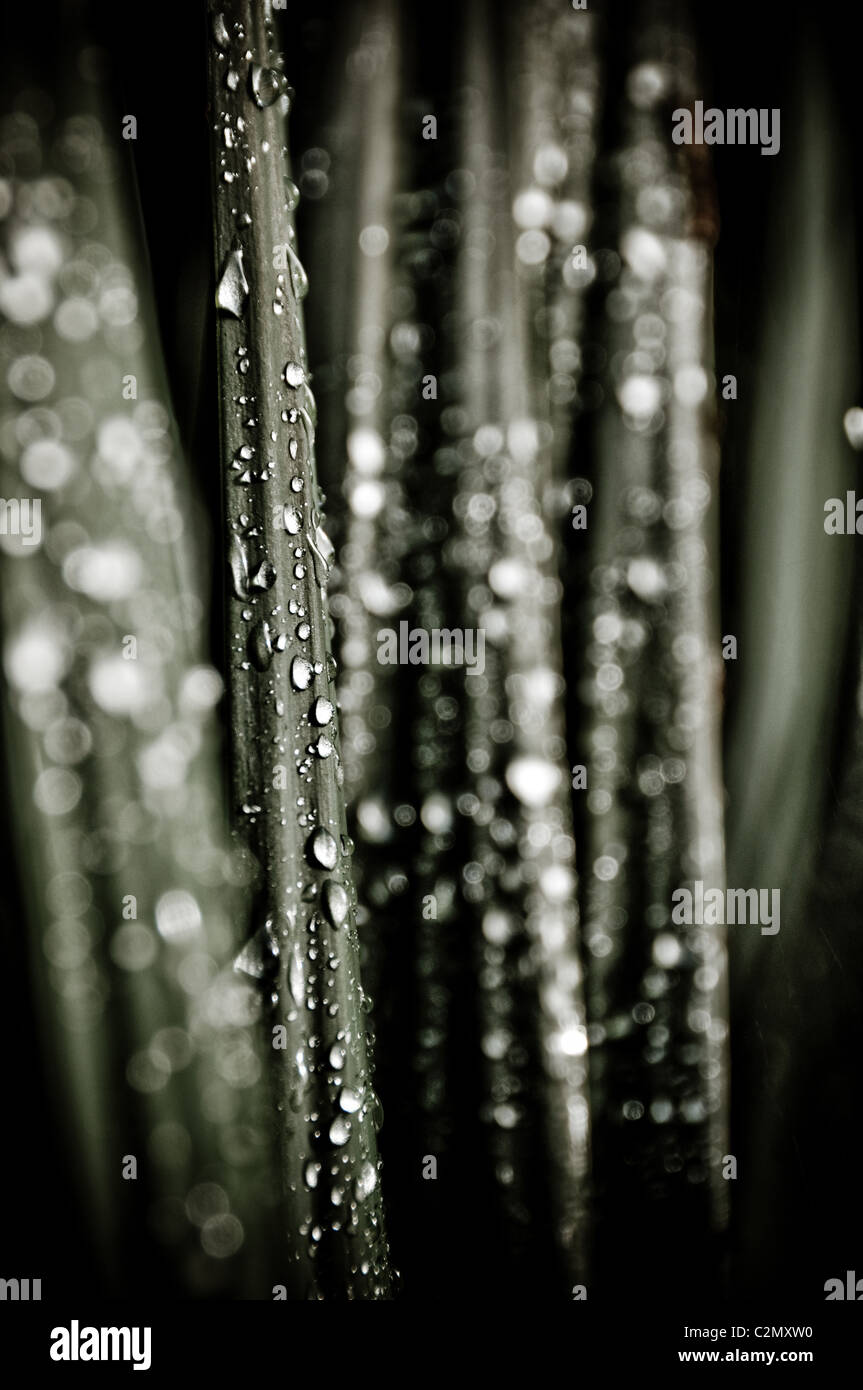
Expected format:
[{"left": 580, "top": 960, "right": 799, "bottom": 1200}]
[
  {"left": 249, "top": 620, "right": 273, "bottom": 671},
  {"left": 216, "top": 245, "right": 249, "bottom": 318},
  {"left": 307, "top": 827, "right": 338, "bottom": 871},
  {"left": 250, "top": 64, "right": 285, "bottom": 109},
  {"left": 289, "top": 945, "right": 304, "bottom": 1007},
  {"left": 339, "top": 1086, "right": 362, "bottom": 1114},
  {"left": 250, "top": 559, "right": 277, "bottom": 590},
  {"left": 329, "top": 1115, "right": 351, "bottom": 1146},
  {"left": 212, "top": 12, "right": 230, "bottom": 49},
  {"left": 291, "top": 656, "right": 313, "bottom": 690},
  {"left": 311, "top": 696, "right": 334, "bottom": 726},
  {"left": 320, "top": 878, "right": 348, "bottom": 927},
  {"left": 228, "top": 533, "right": 251, "bottom": 600}
]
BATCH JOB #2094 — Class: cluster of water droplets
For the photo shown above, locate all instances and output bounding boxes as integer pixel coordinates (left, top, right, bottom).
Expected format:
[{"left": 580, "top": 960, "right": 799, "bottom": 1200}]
[
  {"left": 208, "top": 2, "right": 391, "bottom": 1296},
  {"left": 565, "top": 12, "right": 729, "bottom": 1249}
]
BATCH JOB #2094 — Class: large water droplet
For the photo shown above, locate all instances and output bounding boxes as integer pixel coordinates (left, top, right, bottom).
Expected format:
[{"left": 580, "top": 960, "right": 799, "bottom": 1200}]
[
  {"left": 329, "top": 1115, "right": 351, "bottom": 1146},
  {"left": 216, "top": 246, "right": 249, "bottom": 318},
  {"left": 233, "top": 916, "right": 279, "bottom": 978},
  {"left": 285, "top": 178, "right": 300, "bottom": 212},
  {"left": 289, "top": 945, "right": 304, "bottom": 1007},
  {"left": 307, "top": 526, "right": 333, "bottom": 586},
  {"left": 250, "top": 559, "right": 276, "bottom": 590},
  {"left": 291, "top": 656, "right": 313, "bottom": 690},
  {"left": 311, "top": 696, "right": 334, "bottom": 726},
  {"left": 231, "top": 444, "right": 254, "bottom": 471},
  {"left": 314, "top": 523, "right": 334, "bottom": 564},
  {"left": 283, "top": 505, "right": 302, "bottom": 535},
  {"left": 213, "top": 12, "right": 230, "bottom": 48},
  {"left": 250, "top": 64, "right": 286, "bottom": 109},
  {"left": 285, "top": 361, "right": 306, "bottom": 388},
  {"left": 339, "top": 1086, "right": 362, "bottom": 1114},
  {"left": 286, "top": 244, "right": 309, "bottom": 300},
  {"left": 307, "top": 827, "right": 338, "bottom": 871},
  {"left": 229, "top": 533, "right": 251, "bottom": 600},
  {"left": 249, "top": 620, "right": 273, "bottom": 671},
  {"left": 355, "top": 1161, "right": 377, "bottom": 1203},
  {"left": 321, "top": 879, "right": 348, "bottom": 927}
]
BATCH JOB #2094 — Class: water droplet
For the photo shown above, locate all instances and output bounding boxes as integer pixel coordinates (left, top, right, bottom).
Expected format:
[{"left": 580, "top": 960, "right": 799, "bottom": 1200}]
[
  {"left": 229, "top": 533, "right": 251, "bottom": 600},
  {"left": 311, "top": 696, "right": 334, "bottom": 726},
  {"left": 355, "top": 1161, "right": 377, "bottom": 1203},
  {"left": 339, "top": 1086, "right": 362, "bottom": 1114},
  {"left": 250, "top": 559, "right": 276, "bottom": 590},
  {"left": 233, "top": 916, "right": 279, "bottom": 978},
  {"left": 307, "top": 527, "right": 333, "bottom": 586},
  {"left": 321, "top": 879, "right": 348, "bottom": 927},
  {"left": 296, "top": 620, "right": 311, "bottom": 641},
  {"left": 285, "top": 178, "right": 300, "bottom": 212},
  {"left": 249, "top": 620, "right": 273, "bottom": 670},
  {"left": 250, "top": 64, "right": 286, "bottom": 109},
  {"left": 226, "top": 68, "right": 240, "bottom": 91},
  {"left": 286, "top": 243, "right": 309, "bottom": 300},
  {"left": 290, "top": 476, "right": 303, "bottom": 492},
  {"left": 213, "top": 12, "right": 230, "bottom": 48},
  {"left": 289, "top": 945, "right": 304, "bottom": 1006},
  {"left": 216, "top": 246, "right": 249, "bottom": 318},
  {"left": 329, "top": 1116, "right": 351, "bottom": 1146},
  {"left": 283, "top": 505, "right": 302, "bottom": 534},
  {"left": 304, "top": 1161, "right": 319, "bottom": 1190},
  {"left": 291, "top": 1048, "right": 309, "bottom": 1111},
  {"left": 285, "top": 361, "right": 306, "bottom": 388},
  {"left": 329, "top": 1043, "right": 345, "bottom": 1070},
  {"left": 307, "top": 827, "right": 338, "bottom": 871},
  {"left": 289, "top": 438, "right": 298, "bottom": 460},
  {"left": 291, "top": 656, "right": 313, "bottom": 690},
  {"left": 316, "top": 737, "right": 334, "bottom": 759},
  {"left": 314, "top": 524, "right": 335, "bottom": 564}
]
